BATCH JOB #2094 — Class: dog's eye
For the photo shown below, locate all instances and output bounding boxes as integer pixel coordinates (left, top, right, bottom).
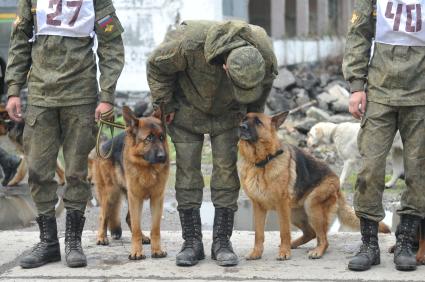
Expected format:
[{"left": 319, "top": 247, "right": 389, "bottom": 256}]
[
  {"left": 254, "top": 117, "right": 262, "bottom": 126},
  {"left": 159, "top": 135, "right": 165, "bottom": 141},
  {"left": 146, "top": 134, "right": 155, "bottom": 142}
]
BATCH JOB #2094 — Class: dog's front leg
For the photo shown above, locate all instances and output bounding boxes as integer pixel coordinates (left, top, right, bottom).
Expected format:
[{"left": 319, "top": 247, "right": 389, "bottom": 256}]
[
  {"left": 246, "top": 201, "right": 266, "bottom": 260},
  {"left": 150, "top": 194, "right": 167, "bottom": 258},
  {"left": 128, "top": 191, "right": 145, "bottom": 260},
  {"left": 416, "top": 239, "right": 425, "bottom": 264},
  {"left": 276, "top": 200, "right": 291, "bottom": 260}
]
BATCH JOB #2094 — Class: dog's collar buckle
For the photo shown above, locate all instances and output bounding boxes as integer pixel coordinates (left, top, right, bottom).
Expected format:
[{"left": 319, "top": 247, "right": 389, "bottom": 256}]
[{"left": 255, "top": 149, "right": 284, "bottom": 168}]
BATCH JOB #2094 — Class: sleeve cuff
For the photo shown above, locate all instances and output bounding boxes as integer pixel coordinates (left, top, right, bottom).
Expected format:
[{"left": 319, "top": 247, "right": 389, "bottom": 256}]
[
  {"left": 350, "top": 79, "right": 366, "bottom": 93},
  {"left": 100, "top": 90, "right": 115, "bottom": 105},
  {"left": 7, "top": 84, "right": 22, "bottom": 98}
]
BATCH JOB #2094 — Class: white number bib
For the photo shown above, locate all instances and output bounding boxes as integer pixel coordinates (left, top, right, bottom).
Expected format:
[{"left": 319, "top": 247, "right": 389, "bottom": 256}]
[
  {"left": 36, "top": 0, "right": 95, "bottom": 37},
  {"left": 376, "top": 0, "right": 425, "bottom": 46}
]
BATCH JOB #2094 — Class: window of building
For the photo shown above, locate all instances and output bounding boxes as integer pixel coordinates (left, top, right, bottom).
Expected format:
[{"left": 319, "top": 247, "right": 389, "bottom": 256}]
[
  {"left": 285, "top": 0, "right": 296, "bottom": 37},
  {"left": 249, "top": 0, "right": 271, "bottom": 35}
]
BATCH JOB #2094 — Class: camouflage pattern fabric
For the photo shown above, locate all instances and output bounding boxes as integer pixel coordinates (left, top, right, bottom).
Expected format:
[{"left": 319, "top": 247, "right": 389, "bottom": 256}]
[
  {"left": 147, "top": 20, "right": 277, "bottom": 116},
  {"left": 169, "top": 123, "right": 240, "bottom": 211},
  {"left": 343, "top": 0, "right": 425, "bottom": 106},
  {"left": 354, "top": 102, "right": 425, "bottom": 222},
  {"left": 23, "top": 104, "right": 97, "bottom": 216},
  {"left": 5, "top": 0, "right": 124, "bottom": 106}
]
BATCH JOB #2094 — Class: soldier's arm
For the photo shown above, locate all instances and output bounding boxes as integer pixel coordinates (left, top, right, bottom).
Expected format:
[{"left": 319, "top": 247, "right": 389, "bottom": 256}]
[
  {"left": 95, "top": 0, "right": 125, "bottom": 105},
  {"left": 342, "top": 0, "right": 375, "bottom": 93},
  {"left": 5, "top": 0, "right": 33, "bottom": 99},
  {"left": 147, "top": 39, "right": 186, "bottom": 114}
]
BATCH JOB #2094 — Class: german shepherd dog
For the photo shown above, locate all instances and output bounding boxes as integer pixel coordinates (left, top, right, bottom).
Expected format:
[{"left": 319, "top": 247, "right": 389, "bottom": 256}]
[
  {"left": 93, "top": 106, "right": 170, "bottom": 260},
  {"left": 238, "top": 112, "right": 390, "bottom": 260}
]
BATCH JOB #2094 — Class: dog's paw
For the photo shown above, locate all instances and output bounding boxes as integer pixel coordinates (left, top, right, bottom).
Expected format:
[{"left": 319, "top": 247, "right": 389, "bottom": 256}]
[
  {"left": 246, "top": 251, "right": 262, "bottom": 260},
  {"left": 307, "top": 248, "right": 324, "bottom": 259},
  {"left": 277, "top": 249, "right": 291, "bottom": 261},
  {"left": 417, "top": 256, "right": 425, "bottom": 265},
  {"left": 129, "top": 250, "right": 146, "bottom": 260},
  {"left": 96, "top": 237, "right": 109, "bottom": 246},
  {"left": 151, "top": 250, "right": 167, "bottom": 258},
  {"left": 142, "top": 235, "right": 151, "bottom": 245},
  {"left": 110, "top": 227, "right": 122, "bottom": 240}
]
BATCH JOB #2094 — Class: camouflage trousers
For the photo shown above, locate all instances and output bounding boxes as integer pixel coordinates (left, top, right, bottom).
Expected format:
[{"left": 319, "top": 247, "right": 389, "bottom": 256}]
[
  {"left": 23, "top": 104, "right": 97, "bottom": 217},
  {"left": 168, "top": 111, "right": 241, "bottom": 212},
  {"left": 354, "top": 101, "right": 425, "bottom": 222}
]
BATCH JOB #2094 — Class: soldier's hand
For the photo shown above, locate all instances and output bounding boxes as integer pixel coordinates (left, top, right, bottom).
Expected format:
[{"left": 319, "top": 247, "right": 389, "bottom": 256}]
[
  {"left": 6, "top": 96, "right": 23, "bottom": 122},
  {"left": 166, "top": 112, "right": 175, "bottom": 125},
  {"left": 95, "top": 102, "right": 113, "bottom": 122},
  {"left": 349, "top": 91, "right": 367, "bottom": 120}
]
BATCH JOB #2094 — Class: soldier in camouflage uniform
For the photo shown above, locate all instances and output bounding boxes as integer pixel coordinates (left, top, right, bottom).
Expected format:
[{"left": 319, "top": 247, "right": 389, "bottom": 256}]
[
  {"left": 147, "top": 20, "right": 277, "bottom": 267},
  {"left": 5, "top": 0, "right": 124, "bottom": 268},
  {"left": 343, "top": 0, "right": 425, "bottom": 272}
]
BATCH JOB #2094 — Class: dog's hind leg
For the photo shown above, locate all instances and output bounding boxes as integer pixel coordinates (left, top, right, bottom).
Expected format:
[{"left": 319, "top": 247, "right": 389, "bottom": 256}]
[
  {"left": 416, "top": 220, "right": 425, "bottom": 264},
  {"left": 291, "top": 208, "right": 316, "bottom": 249},
  {"left": 246, "top": 201, "right": 267, "bottom": 260},
  {"left": 150, "top": 195, "right": 167, "bottom": 258},
  {"left": 339, "top": 160, "right": 354, "bottom": 189},
  {"left": 385, "top": 147, "right": 404, "bottom": 188},
  {"left": 305, "top": 182, "right": 338, "bottom": 259}
]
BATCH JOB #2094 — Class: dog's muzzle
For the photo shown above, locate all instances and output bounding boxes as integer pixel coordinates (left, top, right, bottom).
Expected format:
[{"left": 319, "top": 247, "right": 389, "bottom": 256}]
[{"left": 239, "top": 123, "right": 257, "bottom": 142}]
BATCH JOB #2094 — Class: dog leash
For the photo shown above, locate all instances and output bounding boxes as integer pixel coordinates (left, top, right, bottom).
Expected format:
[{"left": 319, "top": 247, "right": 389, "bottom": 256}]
[{"left": 96, "top": 108, "right": 125, "bottom": 159}]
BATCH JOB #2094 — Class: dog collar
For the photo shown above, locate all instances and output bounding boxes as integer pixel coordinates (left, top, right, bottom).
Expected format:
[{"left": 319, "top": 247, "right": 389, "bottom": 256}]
[{"left": 255, "top": 149, "right": 284, "bottom": 168}]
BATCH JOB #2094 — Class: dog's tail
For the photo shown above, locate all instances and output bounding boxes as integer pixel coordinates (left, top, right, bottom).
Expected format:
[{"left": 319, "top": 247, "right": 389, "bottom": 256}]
[
  {"left": 7, "top": 156, "right": 27, "bottom": 186},
  {"left": 336, "top": 190, "right": 391, "bottom": 234}
]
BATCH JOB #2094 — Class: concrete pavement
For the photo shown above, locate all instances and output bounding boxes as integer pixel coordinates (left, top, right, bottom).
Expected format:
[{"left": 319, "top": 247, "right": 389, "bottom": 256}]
[{"left": 1, "top": 230, "right": 424, "bottom": 281}]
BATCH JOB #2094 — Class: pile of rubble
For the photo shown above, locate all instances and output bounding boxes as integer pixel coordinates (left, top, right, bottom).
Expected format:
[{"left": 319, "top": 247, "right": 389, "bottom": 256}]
[{"left": 267, "top": 60, "right": 357, "bottom": 134}]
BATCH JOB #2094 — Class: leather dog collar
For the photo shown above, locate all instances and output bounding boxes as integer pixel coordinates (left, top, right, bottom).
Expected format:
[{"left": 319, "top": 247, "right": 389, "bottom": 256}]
[{"left": 255, "top": 149, "right": 284, "bottom": 168}]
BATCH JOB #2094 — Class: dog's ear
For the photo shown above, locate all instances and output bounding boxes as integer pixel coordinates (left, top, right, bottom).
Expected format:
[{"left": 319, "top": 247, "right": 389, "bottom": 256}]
[
  {"left": 122, "top": 106, "right": 139, "bottom": 134},
  {"left": 271, "top": 112, "right": 289, "bottom": 129},
  {"left": 315, "top": 127, "right": 324, "bottom": 139},
  {"left": 151, "top": 107, "right": 162, "bottom": 120}
]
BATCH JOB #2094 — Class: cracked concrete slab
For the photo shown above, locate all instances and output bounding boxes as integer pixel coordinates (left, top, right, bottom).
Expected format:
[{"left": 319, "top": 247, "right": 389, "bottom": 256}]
[{"left": 0, "top": 231, "right": 424, "bottom": 281}]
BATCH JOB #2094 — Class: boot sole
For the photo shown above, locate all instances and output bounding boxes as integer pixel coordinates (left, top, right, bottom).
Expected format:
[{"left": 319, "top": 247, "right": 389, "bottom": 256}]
[
  {"left": 348, "top": 258, "right": 380, "bottom": 271},
  {"left": 20, "top": 255, "right": 61, "bottom": 269},
  {"left": 211, "top": 253, "right": 239, "bottom": 267},
  {"left": 67, "top": 261, "right": 87, "bottom": 268},
  {"left": 395, "top": 264, "right": 417, "bottom": 271},
  {"left": 176, "top": 255, "right": 205, "bottom": 267}
]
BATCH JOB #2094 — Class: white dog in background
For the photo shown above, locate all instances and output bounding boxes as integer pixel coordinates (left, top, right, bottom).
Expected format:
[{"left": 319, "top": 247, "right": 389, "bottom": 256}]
[{"left": 307, "top": 122, "right": 404, "bottom": 188}]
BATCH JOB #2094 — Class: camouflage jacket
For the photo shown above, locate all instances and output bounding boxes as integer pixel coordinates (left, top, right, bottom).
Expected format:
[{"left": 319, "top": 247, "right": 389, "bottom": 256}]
[
  {"left": 343, "top": 0, "right": 425, "bottom": 106},
  {"left": 5, "top": 0, "right": 125, "bottom": 107},
  {"left": 147, "top": 20, "right": 278, "bottom": 116}
]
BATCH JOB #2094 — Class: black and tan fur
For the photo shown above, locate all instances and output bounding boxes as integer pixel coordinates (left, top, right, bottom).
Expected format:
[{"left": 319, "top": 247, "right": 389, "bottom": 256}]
[
  {"left": 5, "top": 119, "right": 65, "bottom": 186},
  {"left": 93, "top": 106, "right": 170, "bottom": 260},
  {"left": 238, "top": 112, "right": 390, "bottom": 260}
]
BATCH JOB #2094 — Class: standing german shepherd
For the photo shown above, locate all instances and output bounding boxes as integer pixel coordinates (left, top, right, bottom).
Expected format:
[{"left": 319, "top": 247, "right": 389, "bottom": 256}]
[
  {"left": 238, "top": 112, "right": 390, "bottom": 260},
  {"left": 93, "top": 106, "right": 169, "bottom": 260}
]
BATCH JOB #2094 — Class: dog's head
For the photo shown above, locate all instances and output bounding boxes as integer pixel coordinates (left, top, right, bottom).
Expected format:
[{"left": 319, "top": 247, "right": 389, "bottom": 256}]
[
  {"left": 122, "top": 106, "right": 168, "bottom": 165},
  {"left": 7, "top": 120, "right": 25, "bottom": 147},
  {"left": 306, "top": 123, "right": 326, "bottom": 148},
  {"left": 239, "top": 112, "right": 289, "bottom": 144}
]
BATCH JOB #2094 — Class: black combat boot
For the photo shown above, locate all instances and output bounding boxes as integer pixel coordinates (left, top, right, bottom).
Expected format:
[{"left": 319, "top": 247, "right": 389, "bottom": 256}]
[
  {"left": 211, "top": 208, "right": 238, "bottom": 266},
  {"left": 348, "top": 217, "right": 380, "bottom": 271},
  {"left": 394, "top": 214, "right": 421, "bottom": 271},
  {"left": 65, "top": 210, "right": 87, "bottom": 267},
  {"left": 0, "top": 147, "right": 22, "bottom": 186},
  {"left": 20, "top": 215, "right": 61, "bottom": 268},
  {"left": 176, "top": 209, "right": 205, "bottom": 266}
]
